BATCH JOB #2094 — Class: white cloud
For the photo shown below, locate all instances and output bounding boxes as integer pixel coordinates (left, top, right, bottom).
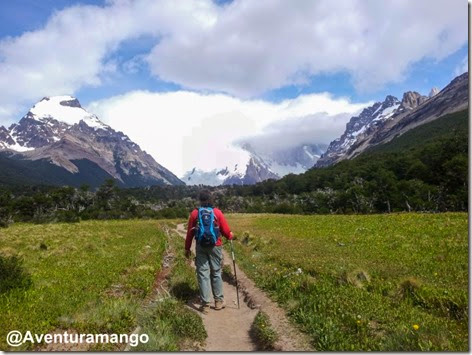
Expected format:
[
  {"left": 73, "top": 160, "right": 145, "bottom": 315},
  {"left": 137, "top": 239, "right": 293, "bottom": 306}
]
[
  {"left": 0, "top": 0, "right": 467, "bottom": 120},
  {"left": 148, "top": 0, "right": 467, "bottom": 96},
  {"left": 236, "top": 112, "right": 353, "bottom": 156},
  {"left": 0, "top": 0, "right": 218, "bottom": 119},
  {"left": 88, "top": 90, "right": 369, "bottom": 176}
]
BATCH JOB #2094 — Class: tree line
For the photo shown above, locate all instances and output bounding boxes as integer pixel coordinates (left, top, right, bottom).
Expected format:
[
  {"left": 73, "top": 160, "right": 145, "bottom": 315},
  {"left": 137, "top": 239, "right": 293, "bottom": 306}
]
[
  {"left": 0, "top": 180, "right": 195, "bottom": 227},
  {"left": 0, "top": 110, "right": 467, "bottom": 227},
  {"left": 222, "top": 110, "right": 468, "bottom": 214}
]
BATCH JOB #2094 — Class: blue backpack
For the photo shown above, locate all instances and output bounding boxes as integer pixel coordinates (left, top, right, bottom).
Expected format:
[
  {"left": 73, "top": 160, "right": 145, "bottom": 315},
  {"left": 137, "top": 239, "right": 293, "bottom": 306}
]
[{"left": 195, "top": 207, "right": 220, "bottom": 247}]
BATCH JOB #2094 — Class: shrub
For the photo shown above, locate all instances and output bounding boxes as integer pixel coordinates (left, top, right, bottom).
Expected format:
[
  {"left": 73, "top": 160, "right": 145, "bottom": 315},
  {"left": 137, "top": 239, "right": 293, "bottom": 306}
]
[
  {"left": 55, "top": 210, "right": 80, "bottom": 223},
  {"left": 0, "top": 255, "right": 32, "bottom": 293}
]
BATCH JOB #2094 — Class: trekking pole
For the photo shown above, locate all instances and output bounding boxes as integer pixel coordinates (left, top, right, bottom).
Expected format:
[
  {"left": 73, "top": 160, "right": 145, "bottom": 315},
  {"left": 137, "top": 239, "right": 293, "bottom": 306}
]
[{"left": 230, "top": 239, "right": 240, "bottom": 309}]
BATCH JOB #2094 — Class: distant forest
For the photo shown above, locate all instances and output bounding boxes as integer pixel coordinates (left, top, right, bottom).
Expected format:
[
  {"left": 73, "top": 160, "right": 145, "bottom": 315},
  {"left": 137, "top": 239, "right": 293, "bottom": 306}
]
[{"left": 0, "top": 110, "right": 467, "bottom": 227}]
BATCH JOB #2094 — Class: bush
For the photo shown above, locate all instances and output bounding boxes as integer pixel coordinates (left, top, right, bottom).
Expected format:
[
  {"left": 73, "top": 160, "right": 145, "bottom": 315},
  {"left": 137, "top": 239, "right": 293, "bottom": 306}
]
[
  {"left": 0, "top": 255, "right": 32, "bottom": 293},
  {"left": 0, "top": 217, "right": 9, "bottom": 228},
  {"left": 55, "top": 210, "right": 80, "bottom": 223},
  {"left": 0, "top": 208, "right": 11, "bottom": 228}
]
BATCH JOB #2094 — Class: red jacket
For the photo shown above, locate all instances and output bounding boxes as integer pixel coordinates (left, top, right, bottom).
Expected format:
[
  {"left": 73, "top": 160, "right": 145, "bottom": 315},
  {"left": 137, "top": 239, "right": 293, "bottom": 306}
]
[{"left": 185, "top": 207, "right": 232, "bottom": 250}]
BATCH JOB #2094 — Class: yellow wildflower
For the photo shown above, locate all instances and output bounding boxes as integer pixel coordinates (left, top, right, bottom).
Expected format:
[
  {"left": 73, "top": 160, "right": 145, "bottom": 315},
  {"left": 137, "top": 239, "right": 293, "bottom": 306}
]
[{"left": 413, "top": 324, "right": 419, "bottom": 330}]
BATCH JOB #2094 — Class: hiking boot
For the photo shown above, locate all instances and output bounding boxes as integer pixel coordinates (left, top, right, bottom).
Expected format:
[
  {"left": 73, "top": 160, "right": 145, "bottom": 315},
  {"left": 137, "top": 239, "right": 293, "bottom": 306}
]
[
  {"left": 199, "top": 304, "right": 210, "bottom": 314},
  {"left": 214, "top": 299, "right": 226, "bottom": 310}
]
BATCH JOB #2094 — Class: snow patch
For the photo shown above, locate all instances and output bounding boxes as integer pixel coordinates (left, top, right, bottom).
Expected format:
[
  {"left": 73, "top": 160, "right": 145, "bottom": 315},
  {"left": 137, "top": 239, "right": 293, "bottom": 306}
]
[
  {"left": 182, "top": 168, "right": 229, "bottom": 186},
  {"left": 30, "top": 96, "right": 108, "bottom": 129},
  {"left": 303, "top": 145, "right": 315, "bottom": 160},
  {"left": 373, "top": 104, "right": 399, "bottom": 122},
  {"left": 82, "top": 115, "right": 109, "bottom": 131},
  {"left": 371, "top": 103, "right": 383, "bottom": 116},
  {"left": 5, "top": 142, "right": 34, "bottom": 152},
  {"left": 5, "top": 130, "right": 34, "bottom": 152}
]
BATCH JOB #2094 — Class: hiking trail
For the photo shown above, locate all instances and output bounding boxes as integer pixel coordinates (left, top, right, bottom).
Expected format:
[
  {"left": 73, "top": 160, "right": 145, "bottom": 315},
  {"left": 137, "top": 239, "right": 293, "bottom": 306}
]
[{"left": 175, "top": 223, "right": 312, "bottom": 351}]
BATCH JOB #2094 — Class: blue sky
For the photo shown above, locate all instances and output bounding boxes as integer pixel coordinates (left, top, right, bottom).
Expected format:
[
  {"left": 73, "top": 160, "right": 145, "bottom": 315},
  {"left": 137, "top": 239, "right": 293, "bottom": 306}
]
[
  {"left": 0, "top": 0, "right": 467, "bottom": 176},
  {"left": 0, "top": 0, "right": 467, "bottom": 110},
  {"left": 0, "top": 0, "right": 105, "bottom": 38},
  {"left": 262, "top": 45, "right": 468, "bottom": 103}
]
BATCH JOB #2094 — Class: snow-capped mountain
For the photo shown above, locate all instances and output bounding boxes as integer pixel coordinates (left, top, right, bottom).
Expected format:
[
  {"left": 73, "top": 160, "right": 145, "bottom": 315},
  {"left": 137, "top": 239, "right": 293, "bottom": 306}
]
[
  {"left": 316, "top": 95, "right": 402, "bottom": 167},
  {"left": 316, "top": 72, "right": 468, "bottom": 167},
  {"left": 182, "top": 167, "right": 230, "bottom": 186},
  {"left": 241, "top": 142, "right": 326, "bottom": 177},
  {"left": 182, "top": 152, "right": 279, "bottom": 186},
  {"left": 0, "top": 96, "right": 183, "bottom": 187},
  {"left": 182, "top": 142, "right": 327, "bottom": 186}
]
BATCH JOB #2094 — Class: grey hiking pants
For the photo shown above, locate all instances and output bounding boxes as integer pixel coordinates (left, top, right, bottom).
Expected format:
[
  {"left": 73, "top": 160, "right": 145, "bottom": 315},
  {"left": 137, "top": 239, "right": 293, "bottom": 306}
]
[{"left": 195, "top": 244, "right": 224, "bottom": 304}]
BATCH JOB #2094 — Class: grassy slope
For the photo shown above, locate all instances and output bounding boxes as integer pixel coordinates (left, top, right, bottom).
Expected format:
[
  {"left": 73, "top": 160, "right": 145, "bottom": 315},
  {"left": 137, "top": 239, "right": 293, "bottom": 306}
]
[
  {"left": 226, "top": 213, "right": 468, "bottom": 351},
  {"left": 366, "top": 109, "right": 468, "bottom": 154},
  {"left": 0, "top": 154, "right": 117, "bottom": 188},
  {"left": 0, "top": 220, "right": 205, "bottom": 351}
]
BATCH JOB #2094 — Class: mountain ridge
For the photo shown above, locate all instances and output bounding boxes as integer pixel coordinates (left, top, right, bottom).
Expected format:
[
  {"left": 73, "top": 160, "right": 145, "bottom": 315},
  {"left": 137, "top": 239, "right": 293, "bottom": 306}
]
[
  {"left": 182, "top": 143, "right": 326, "bottom": 186},
  {"left": 0, "top": 96, "right": 184, "bottom": 187},
  {"left": 316, "top": 72, "right": 468, "bottom": 168}
]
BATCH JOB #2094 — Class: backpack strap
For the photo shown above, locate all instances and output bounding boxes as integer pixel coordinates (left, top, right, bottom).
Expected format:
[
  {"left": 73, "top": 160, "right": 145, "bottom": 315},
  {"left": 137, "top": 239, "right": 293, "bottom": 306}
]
[
  {"left": 208, "top": 207, "right": 215, "bottom": 237},
  {"left": 197, "top": 207, "right": 204, "bottom": 239}
]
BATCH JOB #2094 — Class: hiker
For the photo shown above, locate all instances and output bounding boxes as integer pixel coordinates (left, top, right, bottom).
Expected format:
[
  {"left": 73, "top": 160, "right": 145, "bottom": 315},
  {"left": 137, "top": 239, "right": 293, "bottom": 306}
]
[{"left": 185, "top": 190, "right": 233, "bottom": 314}]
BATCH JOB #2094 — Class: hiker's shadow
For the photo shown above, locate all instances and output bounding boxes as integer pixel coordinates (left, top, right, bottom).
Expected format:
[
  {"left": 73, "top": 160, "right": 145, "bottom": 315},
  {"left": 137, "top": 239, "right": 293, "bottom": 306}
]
[
  {"left": 186, "top": 299, "right": 202, "bottom": 312},
  {"left": 170, "top": 281, "right": 202, "bottom": 311},
  {"left": 186, "top": 301, "right": 239, "bottom": 311},
  {"left": 172, "top": 281, "right": 240, "bottom": 311},
  {"left": 170, "top": 281, "right": 196, "bottom": 301}
]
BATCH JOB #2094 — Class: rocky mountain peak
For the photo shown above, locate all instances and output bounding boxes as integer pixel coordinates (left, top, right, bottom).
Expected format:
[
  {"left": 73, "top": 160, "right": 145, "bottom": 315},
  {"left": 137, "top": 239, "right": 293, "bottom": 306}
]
[
  {"left": 341, "top": 95, "right": 398, "bottom": 136},
  {"left": 384, "top": 95, "right": 400, "bottom": 106},
  {"left": 0, "top": 96, "right": 184, "bottom": 187},
  {"left": 28, "top": 95, "right": 100, "bottom": 127},
  {"left": 38, "top": 95, "right": 81, "bottom": 107},
  {"left": 315, "top": 72, "right": 468, "bottom": 169},
  {"left": 0, "top": 126, "right": 14, "bottom": 148},
  {"left": 400, "top": 91, "right": 428, "bottom": 111},
  {"left": 59, "top": 97, "right": 82, "bottom": 108},
  {"left": 429, "top": 87, "right": 440, "bottom": 98}
]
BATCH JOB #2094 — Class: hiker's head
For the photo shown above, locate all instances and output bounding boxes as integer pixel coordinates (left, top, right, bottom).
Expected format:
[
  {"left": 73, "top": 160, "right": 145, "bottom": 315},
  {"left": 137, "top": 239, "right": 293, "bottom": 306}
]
[{"left": 199, "top": 189, "right": 213, "bottom": 207}]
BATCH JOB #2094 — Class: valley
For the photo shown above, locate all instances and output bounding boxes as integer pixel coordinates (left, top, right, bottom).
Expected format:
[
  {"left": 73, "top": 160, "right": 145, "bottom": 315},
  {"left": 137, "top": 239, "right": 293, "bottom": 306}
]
[
  {"left": 0, "top": 1, "right": 467, "bottom": 353},
  {"left": 0, "top": 213, "right": 467, "bottom": 351}
]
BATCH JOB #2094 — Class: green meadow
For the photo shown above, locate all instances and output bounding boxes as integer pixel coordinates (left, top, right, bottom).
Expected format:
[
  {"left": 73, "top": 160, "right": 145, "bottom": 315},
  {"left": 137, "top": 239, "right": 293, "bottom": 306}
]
[
  {"left": 0, "top": 220, "right": 204, "bottom": 351},
  {"left": 0, "top": 213, "right": 468, "bottom": 351},
  {"left": 226, "top": 213, "right": 468, "bottom": 351}
]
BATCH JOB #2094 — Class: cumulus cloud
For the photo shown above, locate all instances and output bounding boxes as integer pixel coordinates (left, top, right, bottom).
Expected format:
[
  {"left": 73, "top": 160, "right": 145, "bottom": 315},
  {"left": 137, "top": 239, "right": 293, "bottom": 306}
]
[
  {"left": 0, "top": 0, "right": 218, "bottom": 119},
  {"left": 236, "top": 112, "right": 352, "bottom": 156},
  {"left": 87, "top": 91, "right": 369, "bottom": 176},
  {"left": 148, "top": 0, "right": 467, "bottom": 96},
  {"left": 0, "top": 0, "right": 467, "bottom": 120}
]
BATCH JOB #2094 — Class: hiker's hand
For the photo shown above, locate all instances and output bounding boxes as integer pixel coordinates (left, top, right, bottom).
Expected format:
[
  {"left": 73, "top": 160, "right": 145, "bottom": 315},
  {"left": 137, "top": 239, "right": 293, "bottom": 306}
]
[
  {"left": 229, "top": 232, "right": 234, "bottom": 240},
  {"left": 185, "top": 249, "right": 191, "bottom": 259}
]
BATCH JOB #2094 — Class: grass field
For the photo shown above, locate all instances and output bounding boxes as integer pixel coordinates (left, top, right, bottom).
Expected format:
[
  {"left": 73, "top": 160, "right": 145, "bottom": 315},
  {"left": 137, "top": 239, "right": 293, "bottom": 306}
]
[
  {"left": 0, "top": 220, "right": 204, "bottom": 351},
  {"left": 1, "top": 214, "right": 468, "bottom": 351},
  {"left": 226, "top": 213, "right": 468, "bottom": 351}
]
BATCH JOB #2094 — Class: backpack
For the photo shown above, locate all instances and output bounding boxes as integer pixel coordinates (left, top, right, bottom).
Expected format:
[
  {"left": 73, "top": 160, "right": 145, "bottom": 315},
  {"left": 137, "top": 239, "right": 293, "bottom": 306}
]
[{"left": 195, "top": 207, "right": 220, "bottom": 247}]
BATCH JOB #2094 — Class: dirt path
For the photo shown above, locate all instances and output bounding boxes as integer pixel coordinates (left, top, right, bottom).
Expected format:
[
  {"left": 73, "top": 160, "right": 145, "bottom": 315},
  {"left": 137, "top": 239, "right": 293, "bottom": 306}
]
[{"left": 175, "top": 224, "right": 313, "bottom": 351}]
